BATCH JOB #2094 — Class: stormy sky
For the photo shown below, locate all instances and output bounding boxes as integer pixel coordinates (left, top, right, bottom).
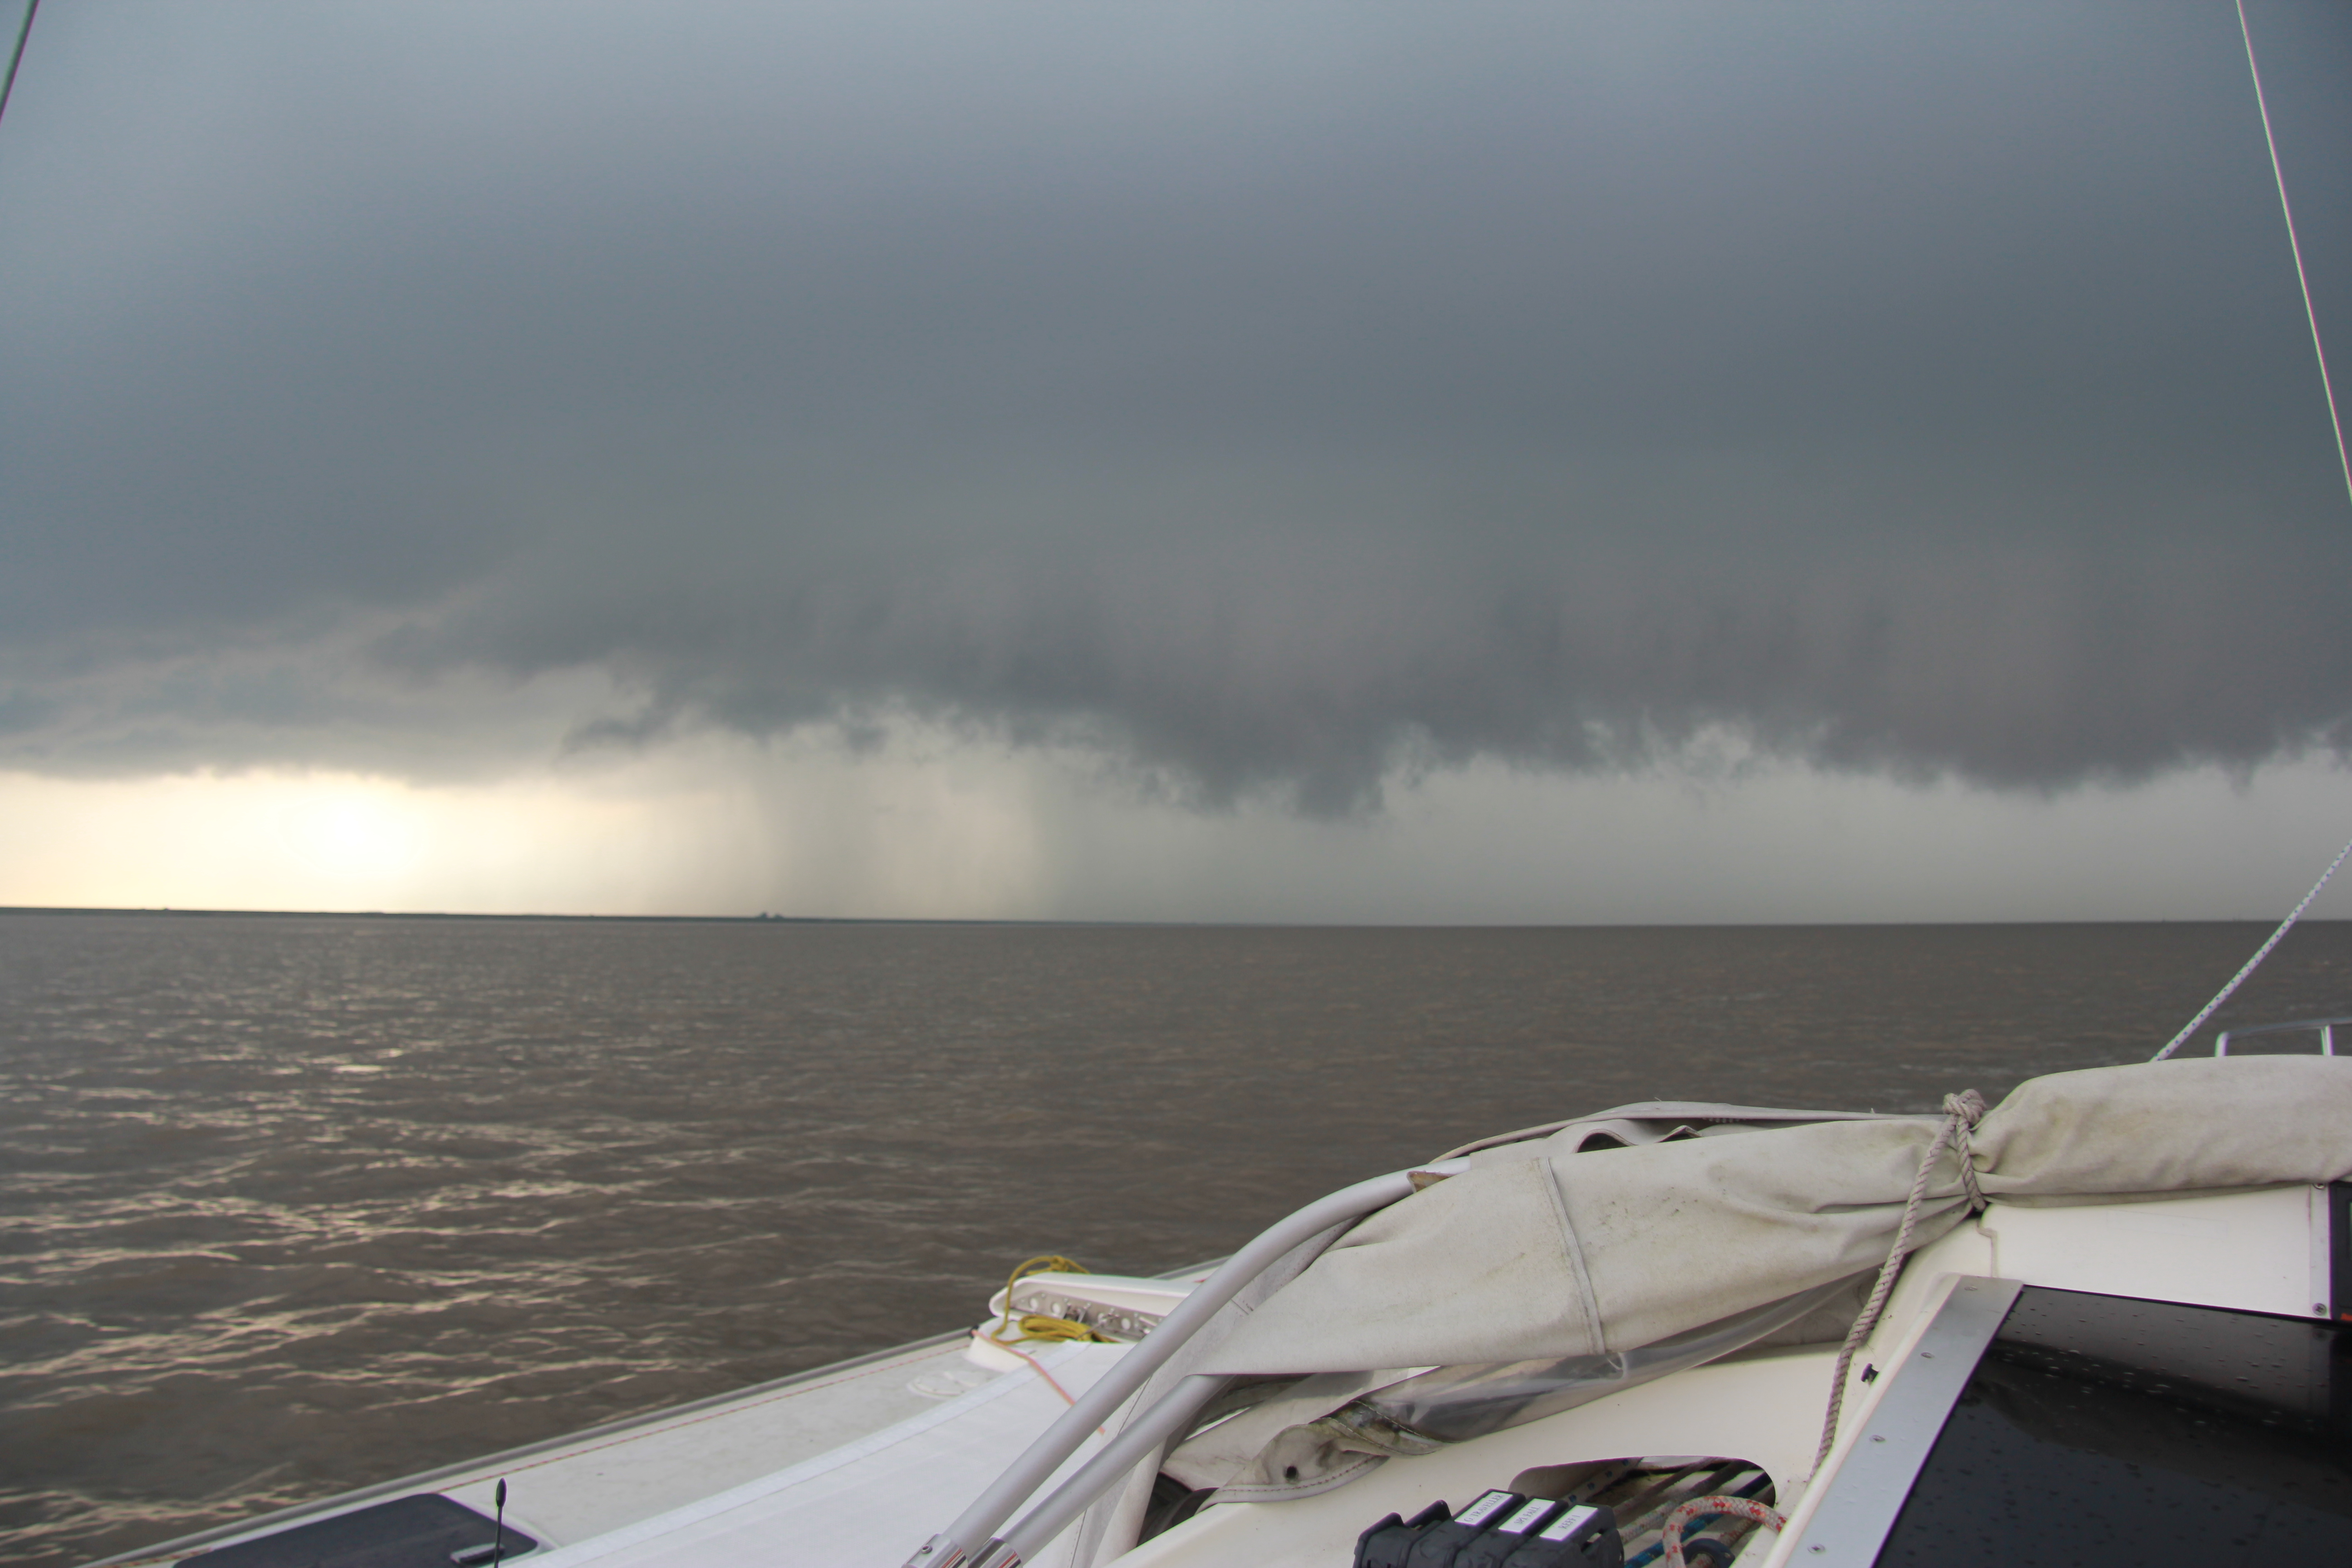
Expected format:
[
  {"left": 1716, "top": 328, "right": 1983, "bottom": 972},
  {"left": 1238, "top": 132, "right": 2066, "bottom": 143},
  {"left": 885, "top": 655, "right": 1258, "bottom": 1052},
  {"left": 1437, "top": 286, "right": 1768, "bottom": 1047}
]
[{"left": 2, "top": 0, "right": 2349, "bottom": 920}]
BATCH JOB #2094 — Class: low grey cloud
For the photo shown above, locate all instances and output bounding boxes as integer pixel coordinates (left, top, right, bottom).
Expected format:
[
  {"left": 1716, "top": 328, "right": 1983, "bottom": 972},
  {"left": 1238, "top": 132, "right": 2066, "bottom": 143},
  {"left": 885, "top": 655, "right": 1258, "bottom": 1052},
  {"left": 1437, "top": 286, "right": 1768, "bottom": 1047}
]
[{"left": 2, "top": 0, "right": 2348, "bottom": 813}]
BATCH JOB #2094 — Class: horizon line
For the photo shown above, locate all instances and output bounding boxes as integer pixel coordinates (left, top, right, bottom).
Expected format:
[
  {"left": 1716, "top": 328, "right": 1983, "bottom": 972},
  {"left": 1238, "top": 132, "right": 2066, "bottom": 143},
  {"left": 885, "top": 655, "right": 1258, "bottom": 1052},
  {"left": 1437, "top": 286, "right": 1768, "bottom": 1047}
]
[{"left": 0, "top": 905, "right": 2322, "bottom": 930}]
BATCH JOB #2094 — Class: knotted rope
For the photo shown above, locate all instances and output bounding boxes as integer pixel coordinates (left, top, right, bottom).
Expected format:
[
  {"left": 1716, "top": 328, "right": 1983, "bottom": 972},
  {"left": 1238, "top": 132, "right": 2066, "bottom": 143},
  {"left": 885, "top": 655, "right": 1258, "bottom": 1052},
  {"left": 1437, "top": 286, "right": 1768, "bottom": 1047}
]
[{"left": 1811, "top": 1090, "right": 1986, "bottom": 1472}]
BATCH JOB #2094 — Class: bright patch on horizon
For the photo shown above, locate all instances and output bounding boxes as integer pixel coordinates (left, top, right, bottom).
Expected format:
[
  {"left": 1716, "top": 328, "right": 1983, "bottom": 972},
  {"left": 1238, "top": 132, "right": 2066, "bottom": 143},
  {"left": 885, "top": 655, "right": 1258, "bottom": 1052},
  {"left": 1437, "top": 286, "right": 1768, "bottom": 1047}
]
[
  {"left": 2, "top": 732, "right": 2349, "bottom": 925},
  {"left": 0, "top": 766, "right": 767, "bottom": 916},
  {"left": 271, "top": 790, "right": 424, "bottom": 884}
]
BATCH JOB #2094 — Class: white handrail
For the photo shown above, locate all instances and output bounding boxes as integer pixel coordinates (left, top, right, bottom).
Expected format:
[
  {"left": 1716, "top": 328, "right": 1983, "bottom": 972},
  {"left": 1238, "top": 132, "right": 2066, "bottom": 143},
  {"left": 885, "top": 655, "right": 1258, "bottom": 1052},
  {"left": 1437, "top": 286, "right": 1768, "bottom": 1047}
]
[
  {"left": 2213, "top": 1015, "right": 2350, "bottom": 1057},
  {"left": 902, "top": 1161, "right": 1458, "bottom": 1568}
]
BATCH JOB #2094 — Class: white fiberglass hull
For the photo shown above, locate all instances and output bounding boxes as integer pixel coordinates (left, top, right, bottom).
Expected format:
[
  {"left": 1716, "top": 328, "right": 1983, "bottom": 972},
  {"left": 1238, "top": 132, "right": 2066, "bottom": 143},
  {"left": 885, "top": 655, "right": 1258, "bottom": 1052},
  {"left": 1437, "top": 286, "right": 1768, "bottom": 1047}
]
[{"left": 101, "top": 1059, "right": 2352, "bottom": 1568}]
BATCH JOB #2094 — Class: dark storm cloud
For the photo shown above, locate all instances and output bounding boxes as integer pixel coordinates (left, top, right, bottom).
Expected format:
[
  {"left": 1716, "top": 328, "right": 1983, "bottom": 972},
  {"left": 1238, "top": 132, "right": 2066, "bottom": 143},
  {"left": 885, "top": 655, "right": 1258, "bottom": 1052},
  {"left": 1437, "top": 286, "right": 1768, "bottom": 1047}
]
[{"left": 2, "top": 1, "right": 2348, "bottom": 809}]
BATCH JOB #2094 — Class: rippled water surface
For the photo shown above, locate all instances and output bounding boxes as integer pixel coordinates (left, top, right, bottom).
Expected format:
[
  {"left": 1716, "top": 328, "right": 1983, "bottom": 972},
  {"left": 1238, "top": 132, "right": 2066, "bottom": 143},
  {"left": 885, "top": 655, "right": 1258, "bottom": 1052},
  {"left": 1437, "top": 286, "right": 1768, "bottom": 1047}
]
[{"left": 6, "top": 913, "right": 2351, "bottom": 1567}]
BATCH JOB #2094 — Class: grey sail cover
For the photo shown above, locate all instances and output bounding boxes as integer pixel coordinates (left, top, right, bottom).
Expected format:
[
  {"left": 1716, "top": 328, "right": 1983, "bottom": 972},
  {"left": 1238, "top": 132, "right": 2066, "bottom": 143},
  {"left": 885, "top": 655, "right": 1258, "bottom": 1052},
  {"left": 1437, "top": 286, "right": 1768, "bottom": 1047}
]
[{"left": 1200, "top": 1057, "right": 2352, "bottom": 1376}]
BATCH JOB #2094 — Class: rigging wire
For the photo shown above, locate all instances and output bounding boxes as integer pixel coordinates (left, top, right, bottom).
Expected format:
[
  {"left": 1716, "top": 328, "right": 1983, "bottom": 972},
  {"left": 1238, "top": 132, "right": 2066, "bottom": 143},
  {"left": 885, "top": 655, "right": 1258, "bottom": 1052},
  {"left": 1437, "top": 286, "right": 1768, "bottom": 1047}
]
[
  {"left": 2236, "top": 0, "right": 2352, "bottom": 512},
  {"left": 2155, "top": 3, "right": 2352, "bottom": 1060},
  {"left": 2153, "top": 831, "right": 2352, "bottom": 1060},
  {"left": 0, "top": 0, "right": 39, "bottom": 130}
]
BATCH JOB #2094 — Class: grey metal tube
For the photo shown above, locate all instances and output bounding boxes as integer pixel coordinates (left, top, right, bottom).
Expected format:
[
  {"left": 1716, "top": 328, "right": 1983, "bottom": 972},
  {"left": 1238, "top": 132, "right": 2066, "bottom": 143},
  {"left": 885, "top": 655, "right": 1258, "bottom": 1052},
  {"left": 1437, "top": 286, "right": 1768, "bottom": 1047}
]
[
  {"left": 903, "top": 1164, "right": 1445, "bottom": 1568},
  {"left": 980, "top": 1374, "right": 1227, "bottom": 1567}
]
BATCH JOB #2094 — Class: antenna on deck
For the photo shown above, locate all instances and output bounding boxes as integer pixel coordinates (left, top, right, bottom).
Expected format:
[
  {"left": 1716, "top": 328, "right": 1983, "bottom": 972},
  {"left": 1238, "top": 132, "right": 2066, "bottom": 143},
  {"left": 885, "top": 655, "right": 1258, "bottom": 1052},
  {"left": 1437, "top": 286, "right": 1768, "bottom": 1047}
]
[{"left": 492, "top": 1479, "right": 509, "bottom": 1567}]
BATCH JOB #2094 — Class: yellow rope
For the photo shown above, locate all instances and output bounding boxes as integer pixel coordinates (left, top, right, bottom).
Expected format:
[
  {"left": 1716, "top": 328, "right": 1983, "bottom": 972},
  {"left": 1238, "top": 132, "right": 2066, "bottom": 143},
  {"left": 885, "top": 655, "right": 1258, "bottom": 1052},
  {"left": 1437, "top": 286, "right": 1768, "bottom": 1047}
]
[
  {"left": 987, "top": 1254, "right": 1112, "bottom": 1344},
  {"left": 1006, "top": 1314, "right": 1108, "bottom": 1344}
]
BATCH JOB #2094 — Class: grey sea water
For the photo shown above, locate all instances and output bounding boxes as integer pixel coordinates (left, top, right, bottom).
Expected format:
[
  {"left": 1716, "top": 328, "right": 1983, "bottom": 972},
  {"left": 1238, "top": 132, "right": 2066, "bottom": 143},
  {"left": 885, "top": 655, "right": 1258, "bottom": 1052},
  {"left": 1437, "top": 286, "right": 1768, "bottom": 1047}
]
[{"left": 5, "top": 912, "right": 2351, "bottom": 1568}]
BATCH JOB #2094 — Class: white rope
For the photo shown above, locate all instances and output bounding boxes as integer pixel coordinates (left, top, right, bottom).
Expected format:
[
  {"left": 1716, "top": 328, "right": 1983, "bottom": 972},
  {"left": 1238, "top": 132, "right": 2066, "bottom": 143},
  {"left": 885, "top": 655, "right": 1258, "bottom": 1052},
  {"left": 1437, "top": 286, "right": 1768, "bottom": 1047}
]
[
  {"left": 1812, "top": 1090, "right": 1985, "bottom": 1473},
  {"left": 2151, "top": 830, "right": 2352, "bottom": 1061},
  {"left": 2236, "top": 0, "right": 2352, "bottom": 513}
]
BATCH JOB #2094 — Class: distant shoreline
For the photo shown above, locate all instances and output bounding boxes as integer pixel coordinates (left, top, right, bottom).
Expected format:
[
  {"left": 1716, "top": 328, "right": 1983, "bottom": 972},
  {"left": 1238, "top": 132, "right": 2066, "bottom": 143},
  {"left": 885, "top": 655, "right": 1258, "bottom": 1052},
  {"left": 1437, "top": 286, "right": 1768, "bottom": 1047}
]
[
  {"left": 0, "top": 906, "right": 1015, "bottom": 926},
  {"left": 0, "top": 907, "right": 2320, "bottom": 929}
]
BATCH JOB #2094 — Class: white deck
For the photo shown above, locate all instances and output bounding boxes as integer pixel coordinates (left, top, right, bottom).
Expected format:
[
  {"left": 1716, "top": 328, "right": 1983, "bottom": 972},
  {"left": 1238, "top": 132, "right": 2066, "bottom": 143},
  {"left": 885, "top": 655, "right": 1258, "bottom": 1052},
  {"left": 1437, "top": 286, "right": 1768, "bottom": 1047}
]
[
  {"left": 102, "top": 1334, "right": 1124, "bottom": 1568},
  {"left": 111, "top": 1186, "right": 2330, "bottom": 1568},
  {"left": 434, "top": 1184, "right": 2328, "bottom": 1568},
  {"left": 505, "top": 1338, "right": 1131, "bottom": 1568},
  {"left": 443, "top": 1338, "right": 1120, "bottom": 1553}
]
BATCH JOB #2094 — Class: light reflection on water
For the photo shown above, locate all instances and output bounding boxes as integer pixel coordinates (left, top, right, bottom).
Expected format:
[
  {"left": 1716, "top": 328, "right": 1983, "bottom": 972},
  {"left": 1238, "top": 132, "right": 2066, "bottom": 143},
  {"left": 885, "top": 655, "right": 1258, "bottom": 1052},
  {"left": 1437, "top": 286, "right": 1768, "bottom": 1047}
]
[{"left": 3, "top": 912, "right": 2348, "bottom": 1568}]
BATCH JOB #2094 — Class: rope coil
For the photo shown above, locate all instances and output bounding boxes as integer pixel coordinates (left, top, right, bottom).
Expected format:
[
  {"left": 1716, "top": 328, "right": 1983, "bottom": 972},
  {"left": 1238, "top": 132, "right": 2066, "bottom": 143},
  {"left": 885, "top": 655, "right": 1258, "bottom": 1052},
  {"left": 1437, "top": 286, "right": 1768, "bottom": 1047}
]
[
  {"left": 1660, "top": 1495, "right": 1787, "bottom": 1568},
  {"left": 986, "top": 1254, "right": 1113, "bottom": 1345}
]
